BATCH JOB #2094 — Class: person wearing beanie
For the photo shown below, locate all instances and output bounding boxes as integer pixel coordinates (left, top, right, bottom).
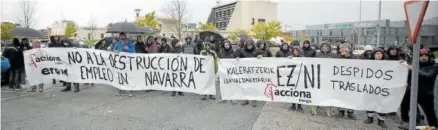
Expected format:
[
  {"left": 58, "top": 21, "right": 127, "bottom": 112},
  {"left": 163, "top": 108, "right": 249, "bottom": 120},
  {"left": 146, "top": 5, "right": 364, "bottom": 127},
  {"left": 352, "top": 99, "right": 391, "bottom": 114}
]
[
  {"left": 399, "top": 48, "right": 438, "bottom": 129},
  {"left": 363, "top": 48, "right": 388, "bottom": 128},
  {"left": 200, "top": 43, "right": 219, "bottom": 100},
  {"left": 237, "top": 38, "right": 263, "bottom": 107},
  {"left": 362, "top": 45, "right": 374, "bottom": 59},
  {"left": 336, "top": 43, "right": 358, "bottom": 120}
]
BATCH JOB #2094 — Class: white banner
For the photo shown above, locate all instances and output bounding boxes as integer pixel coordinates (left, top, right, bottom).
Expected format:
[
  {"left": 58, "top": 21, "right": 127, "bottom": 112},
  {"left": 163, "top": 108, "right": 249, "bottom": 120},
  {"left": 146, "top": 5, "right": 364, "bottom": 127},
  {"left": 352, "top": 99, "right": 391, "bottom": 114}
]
[
  {"left": 24, "top": 48, "right": 216, "bottom": 95},
  {"left": 218, "top": 57, "right": 408, "bottom": 113}
]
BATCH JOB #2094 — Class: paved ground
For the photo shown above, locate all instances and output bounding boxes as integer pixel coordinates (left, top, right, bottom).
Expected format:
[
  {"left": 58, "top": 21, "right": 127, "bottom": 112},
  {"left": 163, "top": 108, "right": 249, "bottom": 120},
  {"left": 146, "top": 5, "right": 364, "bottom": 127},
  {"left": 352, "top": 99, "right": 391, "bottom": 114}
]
[{"left": 1, "top": 81, "right": 437, "bottom": 130}]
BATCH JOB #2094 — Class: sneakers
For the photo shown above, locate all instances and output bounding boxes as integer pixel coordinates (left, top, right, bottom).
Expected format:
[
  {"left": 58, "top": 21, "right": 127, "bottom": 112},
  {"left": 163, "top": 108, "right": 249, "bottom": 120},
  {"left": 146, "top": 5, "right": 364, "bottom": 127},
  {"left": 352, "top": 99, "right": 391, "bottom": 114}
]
[
  {"left": 364, "top": 117, "right": 373, "bottom": 124},
  {"left": 377, "top": 120, "right": 388, "bottom": 128}
]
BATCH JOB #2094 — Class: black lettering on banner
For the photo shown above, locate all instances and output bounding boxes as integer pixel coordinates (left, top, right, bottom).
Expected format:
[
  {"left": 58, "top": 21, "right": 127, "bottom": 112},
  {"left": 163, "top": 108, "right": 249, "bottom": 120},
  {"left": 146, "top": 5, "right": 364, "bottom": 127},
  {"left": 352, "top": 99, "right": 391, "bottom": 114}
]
[
  {"left": 273, "top": 88, "right": 312, "bottom": 99},
  {"left": 118, "top": 72, "right": 129, "bottom": 85},
  {"left": 93, "top": 52, "right": 107, "bottom": 66},
  {"left": 136, "top": 56, "right": 145, "bottom": 70},
  {"left": 333, "top": 66, "right": 394, "bottom": 80},
  {"left": 86, "top": 51, "right": 94, "bottom": 64},
  {"left": 67, "top": 51, "right": 82, "bottom": 64},
  {"left": 304, "top": 64, "right": 321, "bottom": 89},
  {"left": 223, "top": 77, "right": 271, "bottom": 84},
  {"left": 144, "top": 71, "right": 196, "bottom": 89},
  {"left": 41, "top": 68, "right": 68, "bottom": 76},
  {"left": 227, "top": 66, "right": 275, "bottom": 75},
  {"left": 276, "top": 65, "right": 297, "bottom": 87},
  {"left": 79, "top": 66, "right": 114, "bottom": 82},
  {"left": 194, "top": 57, "right": 205, "bottom": 73},
  {"left": 384, "top": 70, "right": 393, "bottom": 80},
  {"left": 330, "top": 80, "right": 390, "bottom": 97}
]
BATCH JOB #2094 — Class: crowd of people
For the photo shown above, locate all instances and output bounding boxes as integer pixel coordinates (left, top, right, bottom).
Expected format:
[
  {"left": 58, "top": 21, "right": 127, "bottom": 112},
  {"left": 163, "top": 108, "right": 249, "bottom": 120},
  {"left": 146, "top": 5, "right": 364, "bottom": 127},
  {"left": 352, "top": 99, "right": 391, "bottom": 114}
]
[{"left": 1, "top": 31, "right": 437, "bottom": 129}]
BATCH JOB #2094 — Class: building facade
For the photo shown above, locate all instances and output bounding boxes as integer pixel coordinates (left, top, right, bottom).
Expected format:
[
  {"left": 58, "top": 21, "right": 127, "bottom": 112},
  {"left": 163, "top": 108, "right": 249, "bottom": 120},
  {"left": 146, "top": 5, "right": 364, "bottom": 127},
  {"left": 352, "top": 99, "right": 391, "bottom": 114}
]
[
  {"left": 287, "top": 17, "right": 438, "bottom": 48},
  {"left": 75, "top": 27, "right": 110, "bottom": 40},
  {"left": 207, "top": 0, "right": 277, "bottom": 31}
]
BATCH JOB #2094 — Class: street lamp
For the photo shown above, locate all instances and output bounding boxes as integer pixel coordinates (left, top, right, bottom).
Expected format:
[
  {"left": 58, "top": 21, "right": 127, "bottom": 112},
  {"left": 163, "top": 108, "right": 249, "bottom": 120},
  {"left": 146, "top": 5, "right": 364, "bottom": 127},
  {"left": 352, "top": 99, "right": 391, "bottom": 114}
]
[{"left": 135, "top": 9, "right": 141, "bottom": 18}]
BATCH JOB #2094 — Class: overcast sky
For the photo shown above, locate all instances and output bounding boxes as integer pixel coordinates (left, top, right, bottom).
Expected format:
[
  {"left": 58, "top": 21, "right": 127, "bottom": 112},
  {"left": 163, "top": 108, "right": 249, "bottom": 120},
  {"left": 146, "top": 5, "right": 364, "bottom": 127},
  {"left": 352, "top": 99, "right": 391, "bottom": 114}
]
[{"left": 1, "top": 0, "right": 437, "bottom": 30}]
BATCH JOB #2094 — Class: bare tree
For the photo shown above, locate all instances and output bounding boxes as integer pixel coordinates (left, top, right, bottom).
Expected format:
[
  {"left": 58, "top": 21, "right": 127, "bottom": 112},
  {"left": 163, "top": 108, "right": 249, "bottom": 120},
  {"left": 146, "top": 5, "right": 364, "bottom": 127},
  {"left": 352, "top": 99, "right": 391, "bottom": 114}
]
[
  {"left": 17, "top": 0, "right": 37, "bottom": 28},
  {"left": 163, "top": 0, "right": 188, "bottom": 39}
]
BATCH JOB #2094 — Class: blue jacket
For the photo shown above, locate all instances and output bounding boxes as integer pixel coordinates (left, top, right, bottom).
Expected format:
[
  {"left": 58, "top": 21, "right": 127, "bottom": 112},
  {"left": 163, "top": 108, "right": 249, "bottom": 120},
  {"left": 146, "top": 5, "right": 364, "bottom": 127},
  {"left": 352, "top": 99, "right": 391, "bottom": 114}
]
[
  {"left": 112, "top": 40, "right": 135, "bottom": 53},
  {"left": 1, "top": 57, "right": 10, "bottom": 72}
]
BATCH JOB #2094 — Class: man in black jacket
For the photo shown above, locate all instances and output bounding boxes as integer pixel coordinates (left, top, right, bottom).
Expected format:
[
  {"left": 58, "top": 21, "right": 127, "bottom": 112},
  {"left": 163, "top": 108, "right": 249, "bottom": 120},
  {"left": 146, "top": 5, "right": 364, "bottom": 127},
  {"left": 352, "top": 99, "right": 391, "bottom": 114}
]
[
  {"left": 2, "top": 38, "right": 22, "bottom": 90},
  {"left": 399, "top": 48, "right": 438, "bottom": 129}
]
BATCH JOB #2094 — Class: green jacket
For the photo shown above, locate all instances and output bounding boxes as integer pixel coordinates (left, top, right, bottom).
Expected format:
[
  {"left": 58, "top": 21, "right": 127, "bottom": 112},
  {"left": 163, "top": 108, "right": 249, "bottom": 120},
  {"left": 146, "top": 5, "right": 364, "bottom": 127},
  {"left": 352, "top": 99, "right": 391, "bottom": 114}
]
[{"left": 200, "top": 49, "right": 218, "bottom": 73}]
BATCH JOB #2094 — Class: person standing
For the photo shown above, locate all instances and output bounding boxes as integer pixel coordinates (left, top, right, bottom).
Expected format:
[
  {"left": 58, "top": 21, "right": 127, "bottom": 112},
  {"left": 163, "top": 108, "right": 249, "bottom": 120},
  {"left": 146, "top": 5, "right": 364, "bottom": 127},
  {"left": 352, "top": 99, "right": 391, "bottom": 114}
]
[
  {"left": 336, "top": 43, "right": 358, "bottom": 120},
  {"left": 275, "top": 42, "right": 291, "bottom": 57},
  {"left": 134, "top": 35, "right": 147, "bottom": 54},
  {"left": 112, "top": 32, "right": 136, "bottom": 97},
  {"left": 159, "top": 38, "right": 171, "bottom": 53},
  {"left": 147, "top": 36, "right": 160, "bottom": 54},
  {"left": 399, "top": 48, "right": 438, "bottom": 129},
  {"left": 28, "top": 39, "right": 44, "bottom": 92},
  {"left": 256, "top": 40, "right": 273, "bottom": 57},
  {"left": 2, "top": 38, "right": 22, "bottom": 91},
  {"left": 170, "top": 39, "right": 184, "bottom": 97},
  {"left": 363, "top": 48, "right": 388, "bottom": 128},
  {"left": 182, "top": 36, "right": 197, "bottom": 54},
  {"left": 302, "top": 40, "right": 316, "bottom": 57},
  {"left": 199, "top": 43, "right": 218, "bottom": 100},
  {"left": 59, "top": 39, "right": 81, "bottom": 93},
  {"left": 237, "top": 39, "right": 263, "bottom": 107},
  {"left": 290, "top": 46, "right": 304, "bottom": 111},
  {"left": 361, "top": 45, "right": 374, "bottom": 59},
  {"left": 219, "top": 40, "right": 237, "bottom": 104}
]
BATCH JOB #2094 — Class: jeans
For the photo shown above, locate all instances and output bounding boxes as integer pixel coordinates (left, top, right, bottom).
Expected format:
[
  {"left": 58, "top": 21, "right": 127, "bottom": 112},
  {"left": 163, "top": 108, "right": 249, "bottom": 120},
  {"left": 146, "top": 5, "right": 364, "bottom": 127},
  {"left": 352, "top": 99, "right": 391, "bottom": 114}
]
[{"left": 9, "top": 68, "right": 22, "bottom": 89}]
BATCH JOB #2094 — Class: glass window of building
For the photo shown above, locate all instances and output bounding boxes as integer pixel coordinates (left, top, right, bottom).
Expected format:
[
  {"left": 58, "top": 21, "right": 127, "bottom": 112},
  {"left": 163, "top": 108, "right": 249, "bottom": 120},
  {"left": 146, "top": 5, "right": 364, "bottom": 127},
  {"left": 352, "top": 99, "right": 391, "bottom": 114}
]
[{"left": 258, "top": 19, "right": 266, "bottom": 23}]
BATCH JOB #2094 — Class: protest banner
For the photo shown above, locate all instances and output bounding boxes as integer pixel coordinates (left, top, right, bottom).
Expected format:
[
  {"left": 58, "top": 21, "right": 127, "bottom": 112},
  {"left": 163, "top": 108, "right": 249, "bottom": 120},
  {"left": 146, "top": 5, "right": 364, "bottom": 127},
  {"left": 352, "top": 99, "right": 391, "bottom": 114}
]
[
  {"left": 218, "top": 57, "right": 408, "bottom": 113},
  {"left": 24, "top": 48, "right": 216, "bottom": 95}
]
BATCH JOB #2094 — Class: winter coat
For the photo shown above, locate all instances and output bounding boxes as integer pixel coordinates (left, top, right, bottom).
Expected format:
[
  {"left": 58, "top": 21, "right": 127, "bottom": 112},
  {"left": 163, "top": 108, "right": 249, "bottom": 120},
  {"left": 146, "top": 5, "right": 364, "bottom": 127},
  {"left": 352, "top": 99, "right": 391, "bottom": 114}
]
[
  {"left": 315, "top": 42, "right": 336, "bottom": 58},
  {"left": 238, "top": 41, "right": 261, "bottom": 58},
  {"left": 219, "top": 47, "right": 236, "bottom": 59},
  {"left": 302, "top": 44, "right": 316, "bottom": 57},
  {"left": 113, "top": 40, "right": 136, "bottom": 53},
  {"left": 134, "top": 42, "right": 147, "bottom": 53},
  {"left": 275, "top": 43, "right": 292, "bottom": 57},
  {"left": 291, "top": 46, "right": 303, "bottom": 57},
  {"left": 147, "top": 41, "right": 160, "bottom": 54},
  {"left": 171, "top": 45, "right": 183, "bottom": 53},
  {"left": 160, "top": 44, "right": 172, "bottom": 53},
  {"left": 256, "top": 40, "right": 273, "bottom": 57},
  {"left": 1, "top": 46, "right": 21, "bottom": 69},
  {"left": 408, "top": 59, "right": 438, "bottom": 95},
  {"left": 386, "top": 45, "right": 401, "bottom": 61},
  {"left": 182, "top": 42, "right": 197, "bottom": 54}
]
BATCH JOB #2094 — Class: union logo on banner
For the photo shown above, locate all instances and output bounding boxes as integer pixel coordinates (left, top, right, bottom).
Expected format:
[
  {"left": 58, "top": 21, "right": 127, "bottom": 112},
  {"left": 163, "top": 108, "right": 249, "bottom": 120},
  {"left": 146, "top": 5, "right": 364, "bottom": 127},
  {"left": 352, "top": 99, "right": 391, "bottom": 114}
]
[{"left": 264, "top": 80, "right": 276, "bottom": 101}]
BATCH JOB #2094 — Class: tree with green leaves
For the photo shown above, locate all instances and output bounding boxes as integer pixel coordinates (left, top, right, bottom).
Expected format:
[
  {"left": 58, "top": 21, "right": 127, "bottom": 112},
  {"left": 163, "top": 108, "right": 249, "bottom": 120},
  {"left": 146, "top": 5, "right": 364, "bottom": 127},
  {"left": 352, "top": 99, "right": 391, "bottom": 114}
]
[
  {"left": 228, "top": 29, "right": 249, "bottom": 40},
  {"left": 196, "top": 22, "right": 216, "bottom": 32},
  {"left": 1, "top": 22, "right": 16, "bottom": 41},
  {"left": 65, "top": 23, "right": 76, "bottom": 38},
  {"left": 250, "top": 21, "right": 282, "bottom": 40},
  {"left": 135, "top": 11, "right": 161, "bottom": 33}
]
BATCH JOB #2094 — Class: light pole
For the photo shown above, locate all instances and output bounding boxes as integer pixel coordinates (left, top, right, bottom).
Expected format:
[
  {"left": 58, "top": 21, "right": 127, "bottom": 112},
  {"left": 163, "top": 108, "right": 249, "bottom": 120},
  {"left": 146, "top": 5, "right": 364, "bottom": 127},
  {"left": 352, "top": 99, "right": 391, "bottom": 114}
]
[
  {"left": 358, "top": 0, "right": 362, "bottom": 45},
  {"left": 376, "top": 0, "right": 382, "bottom": 47},
  {"left": 135, "top": 9, "right": 141, "bottom": 18}
]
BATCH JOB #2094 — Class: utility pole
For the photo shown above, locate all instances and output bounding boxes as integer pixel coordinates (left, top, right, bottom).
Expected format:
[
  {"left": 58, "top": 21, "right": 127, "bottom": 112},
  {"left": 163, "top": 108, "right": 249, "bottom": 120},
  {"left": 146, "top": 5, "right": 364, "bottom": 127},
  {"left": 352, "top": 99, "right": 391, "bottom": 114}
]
[
  {"left": 358, "top": 0, "right": 362, "bottom": 45},
  {"left": 376, "top": 0, "right": 382, "bottom": 47}
]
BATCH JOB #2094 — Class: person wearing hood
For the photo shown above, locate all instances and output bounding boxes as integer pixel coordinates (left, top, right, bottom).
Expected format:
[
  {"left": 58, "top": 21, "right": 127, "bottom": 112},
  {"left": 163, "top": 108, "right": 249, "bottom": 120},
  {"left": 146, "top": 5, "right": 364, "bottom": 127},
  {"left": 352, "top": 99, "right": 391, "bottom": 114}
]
[
  {"left": 315, "top": 41, "right": 336, "bottom": 58},
  {"left": 386, "top": 45, "right": 401, "bottom": 61},
  {"left": 134, "top": 35, "right": 147, "bottom": 54},
  {"left": 2, "top": 38, "right": 22, "bottom": 91},
  {"left": 363, "top": 48, "right": 388, "bottom": 128},
  {"left": 146, "top": 36, "right": 160, "bottom": 54},
  {"left": 275, "top": 43, "right": 291, "bottom": 57},
  {"left": 208, "top": 35, "right": 221, "bottom": 53},
  {"left": 399, "top": 48, "right": 438, "bottom": 129},
  {"left": 159, "top": 38, "right": 171, "bottom": 53},
  {"left": 218, "top": 40, "right": 237, "bottom": 104},
  {"left": 290, "top": 40, "right": 304, "bottom": 56},
  {"left": 237, "top": 39, "right": 263, "bottom": 107},
  {"left": 170, "top": 39, "right": 184, "bottom": 97},
  {"left": 302, "top": 40, "right": 316, "bottom": 57},
  {"left": 256, "top": 40, "right": 273, "bottom": 57},
  {"left": 200, "top": 43, "right": 219, "bottom": 100},
  {"left": 234, "top": 38, "right": 246, "bottom": 57},
  {"left": 361, "top": 45, "right": 374, "bottom": 59},
  {"left": 182, "top": 36, "right": 197, "bottom": 54},
  {"left": 336, "top": 43, "right": 358, "bottom": 120},
  {"left": 288, "top": 46, "right": 304, "bottom": 111}
]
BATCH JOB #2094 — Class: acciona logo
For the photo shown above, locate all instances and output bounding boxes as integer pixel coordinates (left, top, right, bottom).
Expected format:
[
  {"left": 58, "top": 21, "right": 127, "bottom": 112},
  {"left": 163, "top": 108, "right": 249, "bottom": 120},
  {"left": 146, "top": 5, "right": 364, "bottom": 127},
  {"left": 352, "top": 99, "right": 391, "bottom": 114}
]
[
  {"left": 264, "top": 81, "right": 312, "bottom": 101},
  {"left": 28, "top": 54, "right": 62, "bottom": 68}
]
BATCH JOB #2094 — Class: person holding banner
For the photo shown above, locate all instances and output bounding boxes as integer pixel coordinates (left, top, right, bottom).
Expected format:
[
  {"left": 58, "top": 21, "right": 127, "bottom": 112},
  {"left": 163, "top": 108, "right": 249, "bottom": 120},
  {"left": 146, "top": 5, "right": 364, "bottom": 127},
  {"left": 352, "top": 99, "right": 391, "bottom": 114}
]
[
  {"left": 314, "top": 41, "right": 337, "bottom": 116},
  {"left": 363, "top": 48, "right": 388, "bottom": 128},
  {"left": 113, "top": 32, "right": 136, "bottom": 97},
  {"left": 236, "top": 39, "right": 263, "bottom": 107},
  {"left": 335, "top": 43, "right": 358, "bottom": 120},
  {"left": 200, "top": 43, "right": 218, "bottom": 100},
  {"left": 219, "top": 40, "right": 237, "bottom": 104},
  {"left": 170, "top": 39, "right": 185, "bottom": 97},
  {"left": 290, "top": 46, "right": 304, "bottom": 111},
  {"left": 399, "top": 48, "right": 438, "bottom": 129},
  {"left": 28, "top": 40, "right": 44, "bottom": 92},
  {"left": 134, "top": 35, "right": 147, "bottom": 54},
  {"left": 256, "top": 40, "right": 273, "bottom": 57},
  {"left": 274, "top": 42, "right": 291, "bottom": 57}
]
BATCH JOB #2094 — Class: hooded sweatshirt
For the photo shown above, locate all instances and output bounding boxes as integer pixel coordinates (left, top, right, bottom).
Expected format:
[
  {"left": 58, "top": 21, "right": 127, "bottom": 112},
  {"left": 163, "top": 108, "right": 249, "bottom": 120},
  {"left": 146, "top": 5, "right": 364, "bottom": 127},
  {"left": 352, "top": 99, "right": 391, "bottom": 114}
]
[
  {"left": 386, "top": 45, "right": 401, "bottom": 60},
  {"left": 256, "top": 40, "right": 273, "bottom": 57},
  {"left": 291, "top": 46, "right": 303, "bottom": 57},
  {"left": 219, "top": 42, "right": 236, "bottom": 59},
  {"left": 238, "top": 39, "right": 261, "bottom": 58},
  {"left": 275, "top": 43, "right": 291, "bottom": 57},
  {"left": 315, "top": 42, "right": 336, "bottom": 58}
]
